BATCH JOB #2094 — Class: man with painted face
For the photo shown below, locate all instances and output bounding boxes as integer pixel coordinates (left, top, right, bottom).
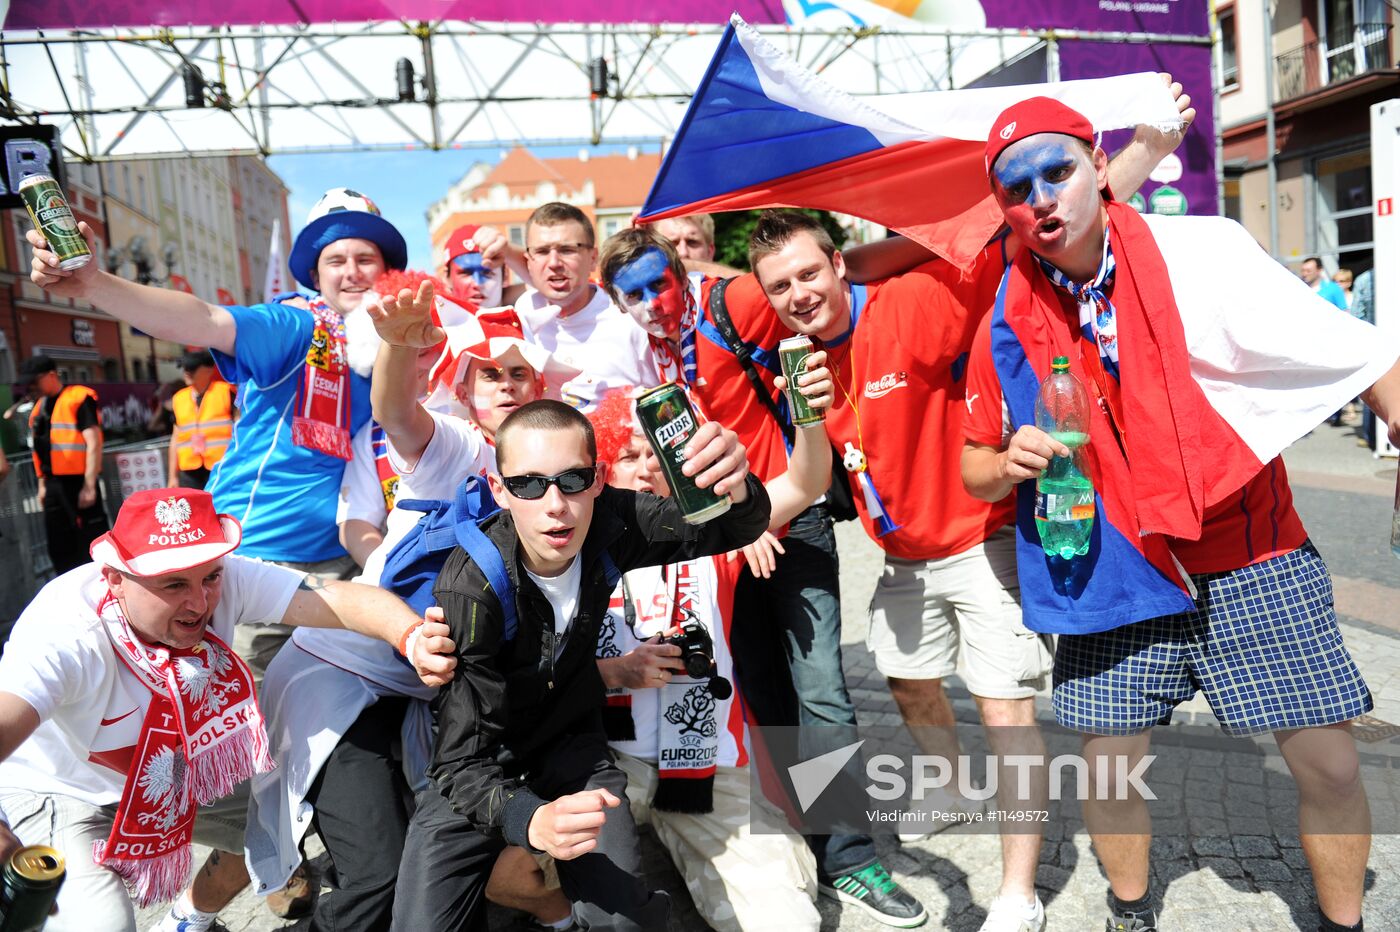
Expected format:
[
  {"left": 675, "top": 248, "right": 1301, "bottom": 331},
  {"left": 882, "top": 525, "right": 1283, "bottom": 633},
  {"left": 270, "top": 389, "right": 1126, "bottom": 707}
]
[
  {"left": 246, "top": 284, "right": 575, "bottom": 931},
  {"left": 961, "top": 97, "right": 1400, "bottom": 932},
  {"left": 443, "top": 223, "right": 507, "bottom": 308}
]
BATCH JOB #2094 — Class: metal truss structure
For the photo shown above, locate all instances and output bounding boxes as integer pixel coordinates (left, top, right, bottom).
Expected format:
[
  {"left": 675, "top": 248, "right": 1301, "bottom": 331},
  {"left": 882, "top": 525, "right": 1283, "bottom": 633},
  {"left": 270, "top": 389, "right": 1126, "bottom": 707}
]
[{"left": 2, "top": 20, "right": 1208, "bottom": 162}]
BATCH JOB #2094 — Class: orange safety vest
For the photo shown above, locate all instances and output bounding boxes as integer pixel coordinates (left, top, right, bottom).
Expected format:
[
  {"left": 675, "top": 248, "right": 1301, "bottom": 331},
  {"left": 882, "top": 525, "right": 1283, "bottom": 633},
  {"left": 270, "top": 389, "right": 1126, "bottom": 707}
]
[
  {"left": 30, "top": 384, "right": 99, "bottom": 476},
  {"left": 172, "top": 380, "right": 236, "bottom": 471}
]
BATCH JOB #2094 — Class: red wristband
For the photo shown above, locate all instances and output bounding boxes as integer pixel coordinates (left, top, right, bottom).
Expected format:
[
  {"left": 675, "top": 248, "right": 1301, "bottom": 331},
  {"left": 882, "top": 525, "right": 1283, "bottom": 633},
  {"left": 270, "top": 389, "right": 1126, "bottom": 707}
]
[{"left": 397, "top": 619, "right": 426, "bottom": 657}]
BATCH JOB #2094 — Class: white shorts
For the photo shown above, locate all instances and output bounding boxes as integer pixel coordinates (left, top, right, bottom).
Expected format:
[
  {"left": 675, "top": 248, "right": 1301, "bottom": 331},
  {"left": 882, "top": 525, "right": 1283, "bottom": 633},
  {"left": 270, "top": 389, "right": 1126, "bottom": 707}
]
[{"left": 866, "top": 527, "right": 1053, "bottom": 698}]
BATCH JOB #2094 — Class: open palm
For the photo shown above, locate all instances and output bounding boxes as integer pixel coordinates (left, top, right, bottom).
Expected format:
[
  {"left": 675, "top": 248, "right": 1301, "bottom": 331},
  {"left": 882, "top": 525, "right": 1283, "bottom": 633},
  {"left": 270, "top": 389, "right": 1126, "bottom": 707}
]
[{"left": 366, "top": 279, "right": 445, "bottom": 348}]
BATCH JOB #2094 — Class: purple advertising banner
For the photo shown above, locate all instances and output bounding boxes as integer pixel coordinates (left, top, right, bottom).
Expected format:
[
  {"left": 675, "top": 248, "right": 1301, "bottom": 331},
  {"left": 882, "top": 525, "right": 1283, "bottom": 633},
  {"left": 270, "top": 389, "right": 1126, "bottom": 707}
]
[
  {"left": 5, "top": 0, "right": 784, "bottom": 30},
  {"left": 981, "top": 0, "right": 1208, "bottom": 36},
  {"left": 1059, "top": 41, "right": 1217, "bottom": 216}
]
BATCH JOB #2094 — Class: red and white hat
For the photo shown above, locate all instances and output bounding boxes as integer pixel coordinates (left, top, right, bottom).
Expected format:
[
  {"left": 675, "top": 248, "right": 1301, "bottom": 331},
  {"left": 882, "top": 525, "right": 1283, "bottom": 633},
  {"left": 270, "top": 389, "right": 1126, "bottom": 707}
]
[
  {"left": 985, "top": 96, "right": 1096, "bottom": 174},
  {"left": 443, "top": 224, "right": 484, "bottom": 265},
  {"left": 424, "top": 308, "right": 579, "bottom": 409},
  {"left": 91, "top": 489, "right": 242, "bottom": 577}
]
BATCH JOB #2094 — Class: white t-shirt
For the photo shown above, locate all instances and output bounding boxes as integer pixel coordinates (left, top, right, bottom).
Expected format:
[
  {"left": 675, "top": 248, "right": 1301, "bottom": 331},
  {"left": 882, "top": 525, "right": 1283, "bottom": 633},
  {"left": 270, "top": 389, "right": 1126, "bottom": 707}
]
[
  {"left": 603, "top": 557, "right": 746, "bottom": 767},
  {"left": 0, "top": 556, "right": 303, "bottom": 806},
  {"left": 515, "top": 286, "right": 659, "bottom": 411},
  {"left": 524, "top": 557, "right": 582, "bottom": 660},
  {"left": 337, "top": 420, "right": 389, "bottom": 530},
  {"left": 294, "top": 411, "right": 497, "bottom": 689}
]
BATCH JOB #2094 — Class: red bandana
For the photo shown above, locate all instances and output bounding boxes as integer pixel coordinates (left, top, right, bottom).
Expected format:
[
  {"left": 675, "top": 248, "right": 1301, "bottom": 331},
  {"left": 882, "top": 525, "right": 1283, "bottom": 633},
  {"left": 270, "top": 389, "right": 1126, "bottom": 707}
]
[
  {"left": 92, "top": 592, "right": 273, "bottom": 906},
  {"left": 292, "top": 299, "right": 353, "bottom": 461}
]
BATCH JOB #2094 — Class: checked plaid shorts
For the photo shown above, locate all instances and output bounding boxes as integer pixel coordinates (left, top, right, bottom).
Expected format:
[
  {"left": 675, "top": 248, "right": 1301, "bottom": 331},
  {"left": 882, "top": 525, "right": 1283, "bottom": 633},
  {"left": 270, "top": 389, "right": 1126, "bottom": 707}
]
[{"left": 1052, "top": 541, "right": 1372, "bottom": 737}]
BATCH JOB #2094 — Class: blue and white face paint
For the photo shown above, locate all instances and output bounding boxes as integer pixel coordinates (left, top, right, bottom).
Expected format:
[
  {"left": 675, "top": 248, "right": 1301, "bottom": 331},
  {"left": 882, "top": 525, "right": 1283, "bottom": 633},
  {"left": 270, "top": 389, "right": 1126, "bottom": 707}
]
[
  {"left": 611, "top": 246, "right": 687, "bottom": 340},
  {"left": 991, "top": 134, "right": 1106, "bottom": 268},
  {"left": 448, "top": 251, "right": 503, "bottom": 308}
]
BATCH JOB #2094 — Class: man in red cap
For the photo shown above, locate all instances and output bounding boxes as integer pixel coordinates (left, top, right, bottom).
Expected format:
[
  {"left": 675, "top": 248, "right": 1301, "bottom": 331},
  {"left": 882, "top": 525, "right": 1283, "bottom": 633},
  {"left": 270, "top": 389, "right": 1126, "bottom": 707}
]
[
  {"left": 742, "top": 82, "right": 1194, "bottom": 931},
  {"left": 442, "top": 223, "right": 508, "bottom": 308},
  {"left": 0, "top": 488, "right": 455, "bottom": 932},
  {"left": 962, "top": 97, "right": 1400, "bottom": 932}
]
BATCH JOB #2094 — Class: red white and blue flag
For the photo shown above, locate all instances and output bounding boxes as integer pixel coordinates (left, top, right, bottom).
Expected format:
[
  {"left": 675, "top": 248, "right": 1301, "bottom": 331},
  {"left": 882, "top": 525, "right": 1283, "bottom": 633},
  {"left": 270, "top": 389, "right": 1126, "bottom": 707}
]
[{"left": 640, "top": 15, "right": 1183, "bottom": 269}]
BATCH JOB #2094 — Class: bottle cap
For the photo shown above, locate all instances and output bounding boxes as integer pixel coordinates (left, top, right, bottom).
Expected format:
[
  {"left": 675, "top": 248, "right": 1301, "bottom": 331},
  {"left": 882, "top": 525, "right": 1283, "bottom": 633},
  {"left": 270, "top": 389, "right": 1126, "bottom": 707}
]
[{"left": 1051, "top": 355, "right": 1070, "bottom": 372}]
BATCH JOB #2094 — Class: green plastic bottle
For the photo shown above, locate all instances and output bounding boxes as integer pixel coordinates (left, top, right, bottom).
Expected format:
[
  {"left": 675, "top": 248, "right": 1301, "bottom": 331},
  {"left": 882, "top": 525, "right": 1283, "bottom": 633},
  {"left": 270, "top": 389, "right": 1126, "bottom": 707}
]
[{"left": 1034, "top": 356, "right": 1095, "bottom": 559}]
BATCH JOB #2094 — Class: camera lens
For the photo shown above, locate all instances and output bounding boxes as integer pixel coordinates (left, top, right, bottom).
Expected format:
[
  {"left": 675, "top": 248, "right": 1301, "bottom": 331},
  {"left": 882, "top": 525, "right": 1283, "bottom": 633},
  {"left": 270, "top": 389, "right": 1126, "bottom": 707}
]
[{"left": 685, "top": 653, "right": 710, "bottom": 678}]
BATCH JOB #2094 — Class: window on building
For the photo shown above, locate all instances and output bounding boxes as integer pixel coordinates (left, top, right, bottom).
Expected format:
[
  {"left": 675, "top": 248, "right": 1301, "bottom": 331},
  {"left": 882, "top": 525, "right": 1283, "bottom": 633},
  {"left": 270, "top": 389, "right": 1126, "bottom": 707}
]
[
  {"left": 1218, "top": 7, "right": 1239, "bottom": 91},
  {"left": 1223, "top": 177, "right": 1242, "bottom": 222},
  {"left": 138, "top": 176, "right": 148, "bottom": 215},
  {"left": 509, "top": 225, "right": 525, "bottom": 247},
  {"left": 1314, "top": 149, "right": 1373, "bottom": 275},
  {"left": 1320, "top": 0, "right": 1390, "bottom": 84},
  {"left": 602, "top": 217, "right": 622, "bottom": 239}
]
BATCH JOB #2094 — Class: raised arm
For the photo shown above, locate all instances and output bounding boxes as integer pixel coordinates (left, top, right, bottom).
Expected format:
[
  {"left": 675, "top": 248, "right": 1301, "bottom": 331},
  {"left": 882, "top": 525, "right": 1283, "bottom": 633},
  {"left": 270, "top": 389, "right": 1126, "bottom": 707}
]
[
  {"left": 29, "top": 224, "right": 237, "bottom": 355},
  {"left": 366, "top": 280, "right": 443, "bottom": 468},
  {"left": 1104, "top": 74, "right": 1195, "bottom": 203},
  {"left": 1361, "top": 356, "right": 1400, "bottom": 447}
]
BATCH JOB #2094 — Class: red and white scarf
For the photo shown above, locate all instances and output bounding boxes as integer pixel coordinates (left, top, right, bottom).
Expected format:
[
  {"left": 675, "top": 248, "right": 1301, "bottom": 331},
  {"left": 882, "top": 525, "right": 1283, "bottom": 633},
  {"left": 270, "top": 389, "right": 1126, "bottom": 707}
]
[
  {"left": 292, "top": 299, "right": 353, "bottom": 461},
  {"left": 93, "top": 592, "right": 273, "bottom": 906}
]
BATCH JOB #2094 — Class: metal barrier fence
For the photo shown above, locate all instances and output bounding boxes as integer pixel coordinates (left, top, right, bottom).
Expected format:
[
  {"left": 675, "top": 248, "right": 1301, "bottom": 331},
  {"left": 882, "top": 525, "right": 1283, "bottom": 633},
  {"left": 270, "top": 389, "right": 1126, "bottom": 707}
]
[{"left": 0, "top": 437, "right": 171, "bottom": 639}]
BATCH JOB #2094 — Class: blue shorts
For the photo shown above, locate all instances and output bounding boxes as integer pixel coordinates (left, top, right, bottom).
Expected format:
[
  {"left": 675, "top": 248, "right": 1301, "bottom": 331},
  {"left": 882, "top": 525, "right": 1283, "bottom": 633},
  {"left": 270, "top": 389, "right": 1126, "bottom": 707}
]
[{"left": 1053, "top": 542, "right": 1372, "bottom": 737}]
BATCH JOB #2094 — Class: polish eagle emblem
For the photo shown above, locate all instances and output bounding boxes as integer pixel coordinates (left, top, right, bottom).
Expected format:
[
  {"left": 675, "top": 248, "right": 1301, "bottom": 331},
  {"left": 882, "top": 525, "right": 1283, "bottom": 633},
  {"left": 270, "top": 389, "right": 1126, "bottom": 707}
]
[
  {"left": 154, "top": 497, "right": 192, "bottom": 534},
  {"left": 136, "top": 747, "right": 189, "bottom": 831}
]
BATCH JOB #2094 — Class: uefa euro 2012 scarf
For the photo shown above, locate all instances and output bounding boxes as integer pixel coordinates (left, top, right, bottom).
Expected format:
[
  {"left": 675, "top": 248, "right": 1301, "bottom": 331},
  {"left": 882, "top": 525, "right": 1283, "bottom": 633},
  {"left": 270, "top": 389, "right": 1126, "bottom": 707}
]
[{"left": 93, "top": 591, "right": 273, "bottom": 906}]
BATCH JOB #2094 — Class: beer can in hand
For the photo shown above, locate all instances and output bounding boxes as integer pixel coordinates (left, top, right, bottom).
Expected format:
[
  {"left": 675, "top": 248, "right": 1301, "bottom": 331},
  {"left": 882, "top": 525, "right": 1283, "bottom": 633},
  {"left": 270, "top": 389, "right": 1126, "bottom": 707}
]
[
  {"left": 0, "top": 845, "right": 66, "bottom": 932},
  {"left": 19, "top": 174, "right": 92, "bottom": 271},
  {"left": 636, "top": 383, "right": 731, "bottom": 524},
  {"left": 779, "top": 335, "right": 824, "bottom": 427}
]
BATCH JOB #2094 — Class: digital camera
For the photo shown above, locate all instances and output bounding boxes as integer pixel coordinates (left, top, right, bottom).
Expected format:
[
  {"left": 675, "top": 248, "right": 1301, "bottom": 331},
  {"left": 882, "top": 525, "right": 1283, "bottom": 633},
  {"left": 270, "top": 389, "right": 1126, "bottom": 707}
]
[{"left": 661, "top": 615, "right": 732, "bottom": 700}]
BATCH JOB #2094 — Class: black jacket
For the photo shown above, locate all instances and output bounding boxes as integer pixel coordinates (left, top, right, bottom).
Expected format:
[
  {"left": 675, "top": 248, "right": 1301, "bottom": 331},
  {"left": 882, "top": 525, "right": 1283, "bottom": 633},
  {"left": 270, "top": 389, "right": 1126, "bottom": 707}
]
[{"left": 427, "top": 478, "right": 770, "bottom": 847}]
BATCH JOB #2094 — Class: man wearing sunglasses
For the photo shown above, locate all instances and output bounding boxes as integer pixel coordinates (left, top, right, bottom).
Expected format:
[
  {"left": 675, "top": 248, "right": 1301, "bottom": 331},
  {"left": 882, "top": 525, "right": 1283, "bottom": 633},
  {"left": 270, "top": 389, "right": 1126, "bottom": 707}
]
[
  {"left": 392, "top": 398, "right": 770, "bottom": 931},
  {"left": 510, "top": 202, "right": 659, "bottom": 411}
]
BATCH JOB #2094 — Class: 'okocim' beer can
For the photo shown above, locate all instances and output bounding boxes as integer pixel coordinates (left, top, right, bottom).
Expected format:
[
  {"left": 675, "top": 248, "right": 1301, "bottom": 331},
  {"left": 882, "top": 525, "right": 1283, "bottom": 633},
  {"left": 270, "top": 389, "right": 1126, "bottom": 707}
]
[
  {"left": 779, "top": 335, "right": 823, "bottom": 427},
  {"left": 636, "top": 383, "right": 731, "bottom": 524},
  {"left": 19, "top": 174, "right": 91, "bottom": 271},
  {"left": 0, "top": 845, "right": 66, "bottom": 932}
]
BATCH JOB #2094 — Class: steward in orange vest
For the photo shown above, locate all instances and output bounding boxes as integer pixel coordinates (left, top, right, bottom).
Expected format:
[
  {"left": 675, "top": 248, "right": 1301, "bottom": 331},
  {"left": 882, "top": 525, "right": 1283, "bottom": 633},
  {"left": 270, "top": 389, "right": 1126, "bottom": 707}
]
[
  {"left": 20, "top": 353, "right": 109, "bottom": 574},
  {"left": 169, "top": 350, "right": 236, "bottom": 490}
]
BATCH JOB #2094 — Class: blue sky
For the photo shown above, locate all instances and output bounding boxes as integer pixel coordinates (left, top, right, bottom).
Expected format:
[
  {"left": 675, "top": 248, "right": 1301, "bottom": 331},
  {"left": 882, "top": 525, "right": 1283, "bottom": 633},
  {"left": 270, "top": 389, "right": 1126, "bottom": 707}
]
[{"left": 268, "top": 143, "right": 661, "bottom": 272}]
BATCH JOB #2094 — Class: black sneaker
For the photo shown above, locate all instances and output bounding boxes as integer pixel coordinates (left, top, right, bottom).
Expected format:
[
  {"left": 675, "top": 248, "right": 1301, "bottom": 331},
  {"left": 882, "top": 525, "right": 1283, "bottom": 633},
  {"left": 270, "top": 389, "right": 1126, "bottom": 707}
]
[
  {"left": 1106, "top": 906, "right": 1158, "bottom": 931},
  {"left": 820, "top": 861, "right": 928, "bottom": 928}
]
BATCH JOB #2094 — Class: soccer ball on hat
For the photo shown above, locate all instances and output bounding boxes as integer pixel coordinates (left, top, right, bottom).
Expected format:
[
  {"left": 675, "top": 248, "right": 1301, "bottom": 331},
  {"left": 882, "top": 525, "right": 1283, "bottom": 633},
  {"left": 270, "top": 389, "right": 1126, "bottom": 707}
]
[{"left": 306, "top": 187, "right": 384, "bottom": 223}]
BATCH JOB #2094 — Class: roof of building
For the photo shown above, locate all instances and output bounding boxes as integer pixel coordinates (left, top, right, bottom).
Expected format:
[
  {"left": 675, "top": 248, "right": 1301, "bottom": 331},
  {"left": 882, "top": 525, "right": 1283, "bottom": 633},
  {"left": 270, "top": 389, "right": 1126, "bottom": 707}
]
[{"left": 468, "top": 146, "right": 662, "bottom": 209}]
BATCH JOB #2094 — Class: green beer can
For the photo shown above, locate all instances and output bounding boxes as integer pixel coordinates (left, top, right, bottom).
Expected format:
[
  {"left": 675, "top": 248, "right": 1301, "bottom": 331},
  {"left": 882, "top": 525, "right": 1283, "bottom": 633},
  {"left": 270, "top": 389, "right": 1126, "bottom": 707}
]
[
  {"left": 20, "top": 174, "right": 91, "bottom": 271},
  {"left": 636, "top": 382, "right": 731, "bottom": 525},
  {"left": 0, "top": 845, "right": 65, "bottom": 932},
  {"left": 779, "top": 335, "right": 823, "bottom": 427}
]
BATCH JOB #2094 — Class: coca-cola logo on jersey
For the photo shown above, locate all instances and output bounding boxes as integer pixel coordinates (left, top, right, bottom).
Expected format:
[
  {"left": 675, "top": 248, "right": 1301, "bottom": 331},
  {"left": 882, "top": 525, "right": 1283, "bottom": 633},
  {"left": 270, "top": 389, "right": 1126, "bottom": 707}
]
[{"left": 863, "top": 371, "right": 908, "bottom": 399}]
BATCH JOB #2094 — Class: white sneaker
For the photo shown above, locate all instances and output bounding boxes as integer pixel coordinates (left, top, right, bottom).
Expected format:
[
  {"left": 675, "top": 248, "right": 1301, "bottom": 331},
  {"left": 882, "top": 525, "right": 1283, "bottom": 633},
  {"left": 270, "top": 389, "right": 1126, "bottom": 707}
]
[
  {"left": 896, "top": 788, "right": 988, "bottom": 842},
  {"left": 977, "top": 894, "right": 1046, "bottom": 932}
]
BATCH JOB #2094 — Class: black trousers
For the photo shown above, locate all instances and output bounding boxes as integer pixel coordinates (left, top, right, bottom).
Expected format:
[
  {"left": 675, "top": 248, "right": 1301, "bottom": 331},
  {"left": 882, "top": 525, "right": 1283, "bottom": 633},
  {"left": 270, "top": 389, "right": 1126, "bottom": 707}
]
[
  {"left": 391, "top": 730, "right": 670, "bottom": 931},
  {"left": 177, "top": 466, "right": 211, "bottom": 489},
  {"left": 43, "top": 474, "right": 108, "bottom": 574},
  {"left": 306, "top": 696, "right": 414, "bottom": 932}
]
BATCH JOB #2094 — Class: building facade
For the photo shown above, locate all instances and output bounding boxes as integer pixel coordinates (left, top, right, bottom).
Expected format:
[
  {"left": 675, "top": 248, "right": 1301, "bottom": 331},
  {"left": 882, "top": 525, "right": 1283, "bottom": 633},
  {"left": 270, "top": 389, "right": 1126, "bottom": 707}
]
[
  {"left": 427, "top": 147, "right": 662, "bottom": 266},
  {"left": 1219, "top": 0, "right": 1397, "bottom": 277}
]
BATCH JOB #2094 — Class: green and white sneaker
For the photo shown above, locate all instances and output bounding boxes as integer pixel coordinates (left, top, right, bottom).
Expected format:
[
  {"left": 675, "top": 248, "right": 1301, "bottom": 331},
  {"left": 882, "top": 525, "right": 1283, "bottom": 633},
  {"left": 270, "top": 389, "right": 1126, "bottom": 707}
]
[{"left": 820, "top": 861, "right": 928, "bottom": 928}]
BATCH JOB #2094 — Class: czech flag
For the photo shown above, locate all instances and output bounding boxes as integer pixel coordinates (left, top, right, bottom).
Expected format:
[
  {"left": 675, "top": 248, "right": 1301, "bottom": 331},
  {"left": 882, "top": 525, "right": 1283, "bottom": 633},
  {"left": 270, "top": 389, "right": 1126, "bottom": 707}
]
[{"left": 640, "top": 14, "right": 1183, "bottom": 269}]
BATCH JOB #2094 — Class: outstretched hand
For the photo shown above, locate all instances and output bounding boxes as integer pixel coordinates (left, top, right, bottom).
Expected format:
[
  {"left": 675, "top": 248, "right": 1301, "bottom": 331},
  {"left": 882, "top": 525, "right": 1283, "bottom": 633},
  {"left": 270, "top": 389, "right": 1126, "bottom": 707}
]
[
  {"left": 366, "top": 279, "right": 445, "bottom": 348},
  {"left": 28, "top": 222, "right": 100, "bottom": 298}
]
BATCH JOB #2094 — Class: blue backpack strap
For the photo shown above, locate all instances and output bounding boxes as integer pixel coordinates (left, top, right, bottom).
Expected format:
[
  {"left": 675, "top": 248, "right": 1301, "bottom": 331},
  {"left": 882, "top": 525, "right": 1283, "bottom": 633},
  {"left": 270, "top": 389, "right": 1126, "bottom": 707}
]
[
  {"left": 600, "top": 551, "right": 621, "bottom": 591},
  {"left": 451, "top": 477, "right": 517, "bottom": 642}
]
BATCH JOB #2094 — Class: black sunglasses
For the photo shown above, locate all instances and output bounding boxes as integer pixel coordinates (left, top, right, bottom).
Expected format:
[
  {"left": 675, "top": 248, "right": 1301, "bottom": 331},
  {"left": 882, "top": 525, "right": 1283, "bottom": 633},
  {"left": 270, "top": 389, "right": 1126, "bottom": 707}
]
[{"left": 500, "top": 466, "right": 597, "bottom": 500}]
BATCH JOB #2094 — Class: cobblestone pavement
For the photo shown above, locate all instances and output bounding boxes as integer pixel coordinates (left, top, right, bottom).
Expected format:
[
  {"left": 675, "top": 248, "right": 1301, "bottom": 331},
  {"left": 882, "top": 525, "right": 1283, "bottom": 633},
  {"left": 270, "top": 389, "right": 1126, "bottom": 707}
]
[{"left": 138, "top": 422, "right": 1400, "bottom": 931}]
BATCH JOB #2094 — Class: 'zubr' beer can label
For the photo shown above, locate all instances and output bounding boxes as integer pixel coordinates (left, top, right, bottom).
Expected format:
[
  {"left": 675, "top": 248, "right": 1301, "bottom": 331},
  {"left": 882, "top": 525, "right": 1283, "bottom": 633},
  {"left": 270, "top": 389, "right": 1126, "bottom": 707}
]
[
  {"left": 20, "top": 174, "right": 91, "bottom": 271},
  {"left": 0, "top": 845, "right": 66, "bottom": 932},
  {"left": 779, "top": 335, "right": 823, "bottom": 427},
  {"left": 636, "top": 382, "right": 731, "bottom": 525}
]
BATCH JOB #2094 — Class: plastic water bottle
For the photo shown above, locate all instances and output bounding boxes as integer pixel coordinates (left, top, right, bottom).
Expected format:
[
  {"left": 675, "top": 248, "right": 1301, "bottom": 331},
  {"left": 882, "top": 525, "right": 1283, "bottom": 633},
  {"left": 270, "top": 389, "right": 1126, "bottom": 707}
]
[
  {"left": 1034, "top": 356, "right": 1095, "bottom": 559},
  {"left": 1391, "top": 469, "right": 1400, "bottom": 561}
]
